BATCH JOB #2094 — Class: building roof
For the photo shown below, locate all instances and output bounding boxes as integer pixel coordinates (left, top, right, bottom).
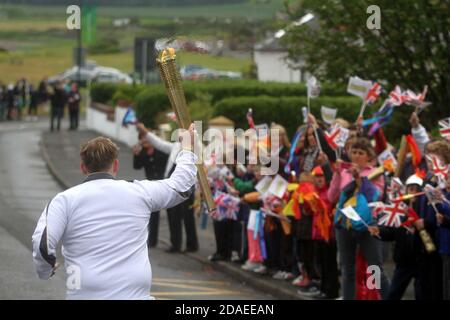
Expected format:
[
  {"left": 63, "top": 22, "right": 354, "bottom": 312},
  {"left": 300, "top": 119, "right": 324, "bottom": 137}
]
[{"left": 254, "top": 36, "right": 287, "bottom": 53}]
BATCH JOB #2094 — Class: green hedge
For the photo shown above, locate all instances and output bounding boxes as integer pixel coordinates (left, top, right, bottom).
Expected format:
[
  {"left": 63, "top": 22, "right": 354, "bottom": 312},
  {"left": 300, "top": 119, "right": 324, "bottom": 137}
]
[
  {"left": 132, "top": 80, "right": 347, "bottom": 126},
  {"left": 89, "top": 83, "right": 145, "bottom": 105},
  {"left": 91, "top": 79, "right": 347, "bottom": 108},
  {"left": 213, "top": 95, "right": 420, "bottom": 144}
]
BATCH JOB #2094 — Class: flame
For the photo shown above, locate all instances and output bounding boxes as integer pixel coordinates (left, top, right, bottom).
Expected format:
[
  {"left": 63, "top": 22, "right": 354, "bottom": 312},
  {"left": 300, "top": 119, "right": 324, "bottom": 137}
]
[{"left": 161, "top": 47, "right": 176, "bottom": 62}]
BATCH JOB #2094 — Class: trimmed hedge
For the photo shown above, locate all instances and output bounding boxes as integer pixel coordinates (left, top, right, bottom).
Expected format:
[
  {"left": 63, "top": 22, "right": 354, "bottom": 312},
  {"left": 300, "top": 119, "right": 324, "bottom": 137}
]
[
  {"left": 132, "top": 80, "right": 348, "bottom": 127},
  {"left": 213, "top": 95, "right": 420, "bottom": 144},
  {"left": 91, "top": 79, "right": 347, "bottom": 110},
  {"left": 89, "top": 83, "right": 146, "bottom": 105}
]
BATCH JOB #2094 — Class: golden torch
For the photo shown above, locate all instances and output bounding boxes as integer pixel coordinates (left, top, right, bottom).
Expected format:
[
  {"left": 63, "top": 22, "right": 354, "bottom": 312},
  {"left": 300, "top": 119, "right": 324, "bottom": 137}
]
[{"left": 157, "top": 48, "right": 216, "bottom": 213}]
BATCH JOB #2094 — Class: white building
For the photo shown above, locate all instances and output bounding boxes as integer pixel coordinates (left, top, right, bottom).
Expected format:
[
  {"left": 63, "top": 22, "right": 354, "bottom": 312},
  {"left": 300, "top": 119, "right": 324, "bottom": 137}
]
[{"left": 254, "top": 36, "right": 309, "bottom": 83}]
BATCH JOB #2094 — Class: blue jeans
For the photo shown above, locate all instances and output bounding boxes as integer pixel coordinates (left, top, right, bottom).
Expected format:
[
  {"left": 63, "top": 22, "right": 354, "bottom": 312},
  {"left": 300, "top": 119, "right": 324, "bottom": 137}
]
[{"left": 335, "top": 227, "right": 390, "bottom": 300}]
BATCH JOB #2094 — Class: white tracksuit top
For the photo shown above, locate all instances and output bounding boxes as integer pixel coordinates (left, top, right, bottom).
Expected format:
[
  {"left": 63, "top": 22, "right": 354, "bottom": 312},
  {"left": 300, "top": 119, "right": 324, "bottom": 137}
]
[{"left": 32, "top": 150, "right": 197, "bottom": 299}]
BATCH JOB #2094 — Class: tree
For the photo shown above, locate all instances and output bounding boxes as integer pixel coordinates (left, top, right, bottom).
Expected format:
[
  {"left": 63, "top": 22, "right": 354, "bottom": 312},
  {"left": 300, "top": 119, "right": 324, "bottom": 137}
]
[{"left": 281, "top": 0, "right": 449, "bottom": 127}]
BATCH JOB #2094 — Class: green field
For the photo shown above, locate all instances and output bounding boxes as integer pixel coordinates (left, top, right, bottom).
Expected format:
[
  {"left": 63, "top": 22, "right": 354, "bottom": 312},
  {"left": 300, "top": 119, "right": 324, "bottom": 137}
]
[
  {"left": 0, "top": 1, "right": 285, "bottom": 19},
  {"left": 0, "top": 1, "right": 283, "bottom": 84}
]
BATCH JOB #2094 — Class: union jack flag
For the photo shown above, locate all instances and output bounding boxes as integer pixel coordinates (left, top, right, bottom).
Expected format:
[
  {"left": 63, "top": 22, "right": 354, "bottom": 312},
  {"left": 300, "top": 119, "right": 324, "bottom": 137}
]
[
  {"left": 438, "top": 117, "right": 450, "bottom": 140},
  {"left": 378, "top": 201, "right": 409, "bottom": 227},
  {"left": 324, "top": 124, "right": 349, "bottom": 150},
  {"left": 369, "top": 201, "right": 386, "bottom": 219},
  {"left": 387, "top": 86, "right": 408, "bottom": 106},
  {"left": 424, "top": 184, "right": 450, "bottom": 206},
  {"left": 404, "top": 86, "right": 430, "bottom": 109},
  {"left": 364, "top": 82, "right": 382, "bottom": 104},
  {"left": 386, "top": 177, "right": 405, "bottom": 201},
  {"left": 401, "top": 207, "right": 420, "bottom": 229},
  {"left": 426, "top": 154, "right": 449, "bottom": 188},
  {"left": 214, "top": 191, "right": 240, "bottom": 220}
]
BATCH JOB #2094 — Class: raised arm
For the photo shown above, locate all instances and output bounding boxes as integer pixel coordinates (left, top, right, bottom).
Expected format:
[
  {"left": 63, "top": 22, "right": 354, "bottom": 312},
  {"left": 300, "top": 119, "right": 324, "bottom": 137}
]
[
  {"left": 409, "top": 112, "right": 429, "bottom": 153},
  {"left": 31, "top": 193, "right": 68, "bottom": 280},
  {"left": 136, "top": 123, "right": 174, "bottom": 155},
  {"left": 135, "top": 124, "right": 198, "bottom": 212}
]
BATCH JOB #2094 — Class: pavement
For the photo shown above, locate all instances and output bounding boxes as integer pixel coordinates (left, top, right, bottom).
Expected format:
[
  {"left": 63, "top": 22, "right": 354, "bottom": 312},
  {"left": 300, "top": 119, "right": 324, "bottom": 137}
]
[{"left": 0, "top": 119, "right": 68, "bottom": 299}]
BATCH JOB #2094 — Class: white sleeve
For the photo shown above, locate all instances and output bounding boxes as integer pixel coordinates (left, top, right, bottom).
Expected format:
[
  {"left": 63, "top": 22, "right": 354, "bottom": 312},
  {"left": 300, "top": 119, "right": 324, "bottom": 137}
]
[
  {"left": 31, "top": 193, "right": 68, "bottom": 280},
  {"left": 146, "top": 131, "right": 174, "bottom": 155},
  {"left": 411, "top": 124, "right": 430, "bottom": 153},
  {"left": 134, "top": 150, "right": 198, "bottom": 212}
]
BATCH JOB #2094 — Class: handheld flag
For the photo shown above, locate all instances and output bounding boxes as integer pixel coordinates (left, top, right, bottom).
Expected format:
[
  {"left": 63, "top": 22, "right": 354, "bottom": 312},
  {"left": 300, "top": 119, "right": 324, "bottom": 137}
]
[
  {"left": 438, "top": 117, "right": 450, "bottom": 140},
  {"left": 324, "top": 124, "right": 349, "bottom": 150},
  {"left": 213, "top": 191, "right": 240, "bottom": 221},
  {"left": 387, "top": 86, "right": 408, "bottom": 106},
  {"left": 307, "top": 76, "right": 320, "bottom": 115},
  {"left": 401, "top": 207, "right": 420, "bottom": 229},
  {"left": 347, "top": 76, "right": 372, "bottom": 99},
  {"left": 320, "top": 106, "right": 337, "bottom": 125},
  {"left": 368, "top": 202, "right": 386, "bottom": 219},
  {"left": 302, "top": 106, "right": 308, "bottom": 123},
  {"left": 340, "top": 206, "right": 362, "bottom": 221},
  {"left": 364, "top": 82, "right": 382, "bottom": 104},
  {"left": 386, "top": 177, "right": 405, "bottom": 201},
  {"left": 307, "top": 76, "right": 321, "bottom": 99},
  {"left": 122, "top": 107, "right": 138, "bottom": 126},
  {"left": 426, "top": 155, "right": 449, "bottom": 188},
  {"left": 377, "top": 202, "right": 409, "bottom": 227},
  {"left": 405, "top": 86, "right": 431, "bottom": 112}
]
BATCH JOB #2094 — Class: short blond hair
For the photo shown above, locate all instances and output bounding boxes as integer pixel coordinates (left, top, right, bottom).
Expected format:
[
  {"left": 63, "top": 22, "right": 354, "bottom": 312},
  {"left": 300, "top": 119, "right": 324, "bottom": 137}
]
[
  {"left": 80, "top": 137, "right": 119, "bottom": 173},
  {"left": 425, "top": 139, "right": 450, "bottom": 164}
]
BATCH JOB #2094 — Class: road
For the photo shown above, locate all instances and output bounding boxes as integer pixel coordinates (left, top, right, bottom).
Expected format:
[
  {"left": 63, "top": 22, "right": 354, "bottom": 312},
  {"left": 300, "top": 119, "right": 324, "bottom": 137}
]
[{"left": 0, "top": 119, "right": 273, "bottom": 300}]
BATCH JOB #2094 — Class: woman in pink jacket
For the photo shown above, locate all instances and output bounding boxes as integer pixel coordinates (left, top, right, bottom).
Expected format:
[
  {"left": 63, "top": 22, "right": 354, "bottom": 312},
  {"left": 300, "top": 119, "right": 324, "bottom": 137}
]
[{"left": 327, "top": 137, "right": 390, "bottom": 300}]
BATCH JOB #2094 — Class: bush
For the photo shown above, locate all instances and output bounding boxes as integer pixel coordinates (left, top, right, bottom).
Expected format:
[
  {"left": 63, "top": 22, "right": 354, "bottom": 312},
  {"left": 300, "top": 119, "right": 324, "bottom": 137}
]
[
  {"left": 90, "top": 83, "right": 122, "bottom": 104},
  {"left": 129, "top": 80, "right": 348, "bottom": 126},
  {"left": 135, "top": 87, "right": 173, "bottom": 128},
  {"left": 92, "top": 79, "right": 348, "bottom": 107}
]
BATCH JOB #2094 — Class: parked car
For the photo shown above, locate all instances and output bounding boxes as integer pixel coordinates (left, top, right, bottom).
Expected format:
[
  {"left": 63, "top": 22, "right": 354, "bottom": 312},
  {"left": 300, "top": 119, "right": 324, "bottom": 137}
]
[
  {"left": 180, "top": 64, "right": 242, "bottom": 81},
  {"left": 91, "top": 66, "right": 133, "bottom": 84},
  {"left": 48, "top": 63, "right": 132, "bottom": 86}
]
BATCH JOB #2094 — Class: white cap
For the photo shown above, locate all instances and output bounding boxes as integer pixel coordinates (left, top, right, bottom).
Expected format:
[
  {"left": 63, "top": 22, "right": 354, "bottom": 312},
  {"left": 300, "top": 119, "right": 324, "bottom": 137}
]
[{"left": 406, "top": 174, "right": 423, "bottom": 187}]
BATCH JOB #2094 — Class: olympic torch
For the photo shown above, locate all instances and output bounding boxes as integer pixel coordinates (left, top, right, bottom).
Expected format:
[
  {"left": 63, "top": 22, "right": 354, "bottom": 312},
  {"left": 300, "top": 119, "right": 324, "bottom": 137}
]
[{"left": 156, "top": 48, "right": 216, "bottom": 213}]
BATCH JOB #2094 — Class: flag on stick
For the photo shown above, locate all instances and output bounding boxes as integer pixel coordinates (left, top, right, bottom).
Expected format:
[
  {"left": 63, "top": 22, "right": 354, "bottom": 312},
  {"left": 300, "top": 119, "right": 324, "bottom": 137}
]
[
  {"left": 347, "top": 76, "right": 372, "bottom": 99},
  {"left": 387, "top": 86, "right": 408, "bottom": 106},
  {"left": 438, "top": 117, "right": 450, "bottom": 140},
  {"left": 321, "top": 106, "right": 337, "bottom": 125},
  {"left": 377, "top": 202, "right": 409, "bottom": 227},
  {"left": 122, "top": 107, "right": 138, "bottom": 126}
]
